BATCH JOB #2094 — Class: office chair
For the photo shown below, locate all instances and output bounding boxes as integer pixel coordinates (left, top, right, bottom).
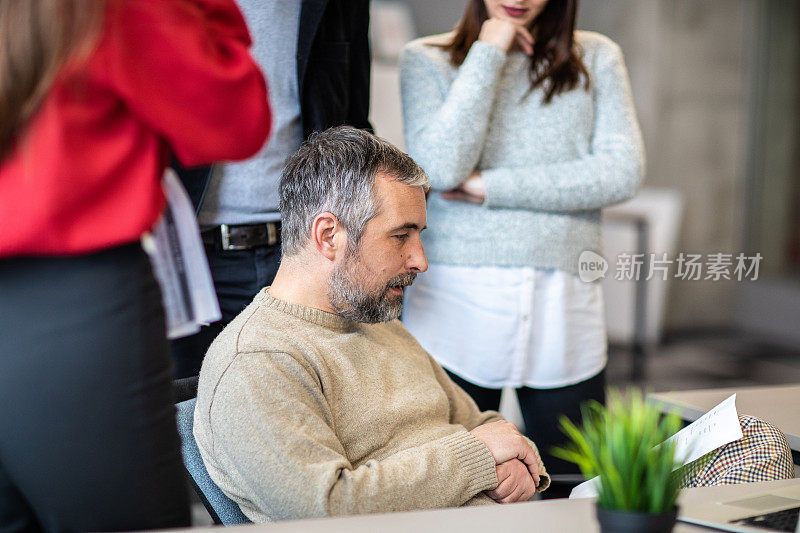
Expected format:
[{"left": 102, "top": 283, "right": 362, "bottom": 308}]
[{"left": 174, "top": 378, "right": 251, "bottom": 525}]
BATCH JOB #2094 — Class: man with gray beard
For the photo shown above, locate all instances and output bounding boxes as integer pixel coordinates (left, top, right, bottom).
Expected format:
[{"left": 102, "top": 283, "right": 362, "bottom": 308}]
[{"left": 193, "top": 126, "right": 549, "bottom": 522}]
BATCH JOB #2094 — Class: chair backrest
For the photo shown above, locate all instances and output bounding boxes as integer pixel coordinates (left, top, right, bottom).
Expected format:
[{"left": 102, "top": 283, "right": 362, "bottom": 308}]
[{"left": 175, "top": 398, "right": 251, "bottom": 525}]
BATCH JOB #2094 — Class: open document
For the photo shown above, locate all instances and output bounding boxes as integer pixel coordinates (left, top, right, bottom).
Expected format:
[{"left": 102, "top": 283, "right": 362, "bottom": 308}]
[
  {"left": 570, "top": 394, "right": 743, "bottom": 499},
  {"left": 142, "top": 169, "right": 221, "bottom": 339}
]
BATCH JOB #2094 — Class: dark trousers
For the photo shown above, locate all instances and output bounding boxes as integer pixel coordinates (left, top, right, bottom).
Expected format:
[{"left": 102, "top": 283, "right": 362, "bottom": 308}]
[
  {"left": 171, "top": 241, "right": 281, "bottom": 378},
  {"left": 0, "top": 243, "right": 190, "bottom": 532},
  {"left": 446, "top": 369, "right": 606, "bottom": 476}
]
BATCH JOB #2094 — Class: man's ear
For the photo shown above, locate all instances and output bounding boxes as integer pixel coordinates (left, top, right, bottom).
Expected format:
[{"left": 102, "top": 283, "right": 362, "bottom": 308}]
[{"left": 311, "top": 212, "right": 346, "bottom": 261}]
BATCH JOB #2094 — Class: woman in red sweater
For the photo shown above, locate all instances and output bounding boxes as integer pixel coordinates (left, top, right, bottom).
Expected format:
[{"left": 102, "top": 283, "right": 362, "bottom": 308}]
[{"left": 0, "top": 0, "right": 270, "bottom": 530}]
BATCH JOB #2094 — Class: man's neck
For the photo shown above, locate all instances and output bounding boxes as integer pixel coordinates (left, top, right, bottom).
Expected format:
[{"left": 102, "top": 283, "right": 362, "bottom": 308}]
[{"left": 268, "top": 256, "right": 337, "bottom": 315}]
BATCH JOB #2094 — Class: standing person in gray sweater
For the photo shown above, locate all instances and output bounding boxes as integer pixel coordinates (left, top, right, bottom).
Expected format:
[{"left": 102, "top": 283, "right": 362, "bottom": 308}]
[{"left": 399, "top": 0, "right": 645, "bottom": 479}]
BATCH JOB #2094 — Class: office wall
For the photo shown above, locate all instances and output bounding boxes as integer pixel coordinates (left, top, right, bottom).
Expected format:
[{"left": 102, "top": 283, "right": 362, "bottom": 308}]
[
  {"left": 580, "top": 1, "right": 750, "bottom": 328},
  {"left": 395, "top": 0, "right": 752, "bottom": 330}
]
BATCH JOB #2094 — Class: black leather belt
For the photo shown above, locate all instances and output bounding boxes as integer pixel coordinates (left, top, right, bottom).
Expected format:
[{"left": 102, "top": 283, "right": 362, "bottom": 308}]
[{"left": 202, "top": 222, "right": 281, "bottom": 251}]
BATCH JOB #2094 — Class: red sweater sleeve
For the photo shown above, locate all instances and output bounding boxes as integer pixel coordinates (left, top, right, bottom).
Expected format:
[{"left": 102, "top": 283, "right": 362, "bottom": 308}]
[{"left": 98, "top": 0, "right": 271, "bottom": 165}]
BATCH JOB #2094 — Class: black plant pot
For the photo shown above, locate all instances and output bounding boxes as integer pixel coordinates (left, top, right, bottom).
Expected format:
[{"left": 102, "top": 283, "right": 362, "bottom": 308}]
[{"left": 596, "top": 505, "right": 678, "bottom": 533}]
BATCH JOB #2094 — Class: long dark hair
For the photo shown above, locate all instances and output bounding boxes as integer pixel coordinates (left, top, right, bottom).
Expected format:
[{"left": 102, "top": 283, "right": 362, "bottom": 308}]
[
  {"left": 440, "top": 0, "right": 590, "bottom": 103},
  {"left": 0, "top": 0, "right": 104, "bottom": 160}
]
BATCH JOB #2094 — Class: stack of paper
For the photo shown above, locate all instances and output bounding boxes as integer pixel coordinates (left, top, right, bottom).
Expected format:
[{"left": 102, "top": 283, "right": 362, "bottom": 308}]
[{"left": 142, "top": 169, "right": 221, "bottom": 339}]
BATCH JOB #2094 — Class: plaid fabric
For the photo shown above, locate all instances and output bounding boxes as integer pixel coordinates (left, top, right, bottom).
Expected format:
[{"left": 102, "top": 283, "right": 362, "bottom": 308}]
[{"left": 676, "top": 415, "right": 794, "bottom": 488}]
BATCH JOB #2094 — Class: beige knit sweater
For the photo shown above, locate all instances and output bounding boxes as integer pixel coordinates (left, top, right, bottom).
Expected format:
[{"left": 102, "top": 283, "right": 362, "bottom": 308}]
[{"left": 194, "top": 289, "right": 549, "bottom": 522}]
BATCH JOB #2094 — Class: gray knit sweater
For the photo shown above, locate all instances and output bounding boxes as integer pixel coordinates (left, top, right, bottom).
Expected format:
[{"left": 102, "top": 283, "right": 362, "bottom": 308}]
[{"left": 400, "top": 31, "right": 645, "bottom": 274}]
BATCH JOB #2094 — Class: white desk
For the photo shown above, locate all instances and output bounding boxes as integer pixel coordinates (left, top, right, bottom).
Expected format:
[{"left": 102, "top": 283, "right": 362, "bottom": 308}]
[
  {"left": 648, "top": 384, "right": 800, "bottom": 453},
  {"left": 185, "top": 479, "right": 800, "bottom": 532}
]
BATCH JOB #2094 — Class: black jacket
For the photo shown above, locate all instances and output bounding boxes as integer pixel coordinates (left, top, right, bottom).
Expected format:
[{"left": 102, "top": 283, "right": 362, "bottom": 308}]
[{"left": 176, "top": 0, "right": 372, "bottom": 212}]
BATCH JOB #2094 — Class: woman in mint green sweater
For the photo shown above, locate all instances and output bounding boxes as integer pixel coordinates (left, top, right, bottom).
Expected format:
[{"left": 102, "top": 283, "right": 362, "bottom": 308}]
[{"left": 400, "top": 0, "right": 644, "bottom": 476}]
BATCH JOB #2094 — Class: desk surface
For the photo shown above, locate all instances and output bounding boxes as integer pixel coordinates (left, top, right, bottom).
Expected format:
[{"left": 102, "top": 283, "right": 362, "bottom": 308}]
[
  {"left": 185, "top": 479, "right": 800, "bottom": 532},
  {"left": 648, "top": 384, "right": 800, "bottom": 451}
]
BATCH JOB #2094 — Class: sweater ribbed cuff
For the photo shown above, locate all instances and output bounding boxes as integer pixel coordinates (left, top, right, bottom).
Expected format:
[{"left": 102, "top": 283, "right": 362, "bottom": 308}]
[
  {"left": 481, "top": 167, "right": 520, "bottom": 209},
  {"left": 467, "top": 40, "right": 508, "bottom": 67},
  {"left": 440, "top": 431, "right": 498, "bottom": 494},
  {"left": 458, "top": 41, "right": 507, "bottom": 92}
]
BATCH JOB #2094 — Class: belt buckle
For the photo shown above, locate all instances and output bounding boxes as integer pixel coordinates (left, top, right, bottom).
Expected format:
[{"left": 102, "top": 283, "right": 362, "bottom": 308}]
[
  {"left": 266, "top": 223, "right": 278, "bottom": 246},
  {"left": 219, "top": 224, "right": 249, "bottom": 251}
]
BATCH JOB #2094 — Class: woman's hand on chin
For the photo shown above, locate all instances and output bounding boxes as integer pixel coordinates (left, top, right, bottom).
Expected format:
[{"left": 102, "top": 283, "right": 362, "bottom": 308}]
[{"left": 478, "top": 18, "right": 533, "bottom": 55}]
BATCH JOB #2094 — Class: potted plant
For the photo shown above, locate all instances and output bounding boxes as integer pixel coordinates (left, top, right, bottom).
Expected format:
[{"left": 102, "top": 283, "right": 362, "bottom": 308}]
[{"left": 552, "top": 390, "right": 685, "bottom": 533}]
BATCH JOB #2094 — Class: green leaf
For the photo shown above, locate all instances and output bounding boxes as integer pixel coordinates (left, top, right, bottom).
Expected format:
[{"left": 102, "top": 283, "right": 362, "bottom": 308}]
[{"left": 557, "top": 388, "right": 681, "bottom": 513}]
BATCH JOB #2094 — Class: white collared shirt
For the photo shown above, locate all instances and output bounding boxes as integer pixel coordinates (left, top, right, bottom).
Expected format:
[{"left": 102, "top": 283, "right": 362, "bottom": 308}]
[{"left": 401, "top": 264, "right": 607, "bottom": 389}]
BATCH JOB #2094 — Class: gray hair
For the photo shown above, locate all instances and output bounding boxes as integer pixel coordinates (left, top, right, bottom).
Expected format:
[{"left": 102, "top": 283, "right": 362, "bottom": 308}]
[{"left": 279, "top": 126, "right": 430, "bottom": 256}]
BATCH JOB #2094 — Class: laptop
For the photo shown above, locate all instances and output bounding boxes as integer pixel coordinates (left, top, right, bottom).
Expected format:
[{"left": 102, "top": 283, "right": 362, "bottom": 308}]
[{"left": 679, "top": 481, "right": 800, "bottom": 532}]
